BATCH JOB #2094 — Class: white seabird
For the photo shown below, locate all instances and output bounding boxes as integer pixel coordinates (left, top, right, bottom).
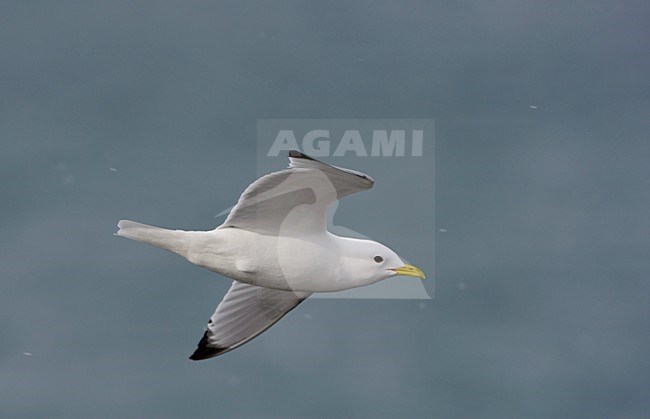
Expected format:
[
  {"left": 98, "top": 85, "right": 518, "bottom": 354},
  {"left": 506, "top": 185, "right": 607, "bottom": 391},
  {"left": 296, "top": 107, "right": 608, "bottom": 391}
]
[{"left": 116, "top": 150, "right": 425, "bottom": 360}]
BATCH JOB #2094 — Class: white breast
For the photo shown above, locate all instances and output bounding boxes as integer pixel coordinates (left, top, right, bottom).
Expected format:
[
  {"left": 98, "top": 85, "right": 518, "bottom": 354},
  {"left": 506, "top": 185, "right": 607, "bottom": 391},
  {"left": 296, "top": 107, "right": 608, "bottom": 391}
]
[{"left": 193, "top": 228, "right": 344, "bottom": 292}]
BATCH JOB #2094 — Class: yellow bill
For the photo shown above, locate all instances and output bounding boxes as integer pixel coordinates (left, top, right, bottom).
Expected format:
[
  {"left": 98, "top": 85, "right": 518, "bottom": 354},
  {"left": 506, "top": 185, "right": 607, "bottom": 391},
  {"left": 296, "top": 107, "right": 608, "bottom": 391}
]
[{"left": 392, "top": 264, "right": 426, "bottom": 279}]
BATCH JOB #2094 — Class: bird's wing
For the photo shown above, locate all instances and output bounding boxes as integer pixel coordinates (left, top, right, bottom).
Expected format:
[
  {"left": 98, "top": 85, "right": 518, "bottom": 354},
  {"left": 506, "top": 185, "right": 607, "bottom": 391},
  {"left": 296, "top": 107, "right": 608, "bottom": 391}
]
[
  {"left": 189, "top": 281, "right": 311, "bottom": 360},
  {"left": 219, "top": 150, "right": 374, "bottom": 235}
]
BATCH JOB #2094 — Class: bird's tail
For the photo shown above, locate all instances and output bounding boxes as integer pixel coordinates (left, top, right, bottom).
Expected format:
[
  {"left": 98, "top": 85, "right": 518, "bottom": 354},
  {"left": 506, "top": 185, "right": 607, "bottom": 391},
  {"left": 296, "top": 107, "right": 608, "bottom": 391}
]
[{"left": 116, "top": 220, "right": 192, "bottom": 258}]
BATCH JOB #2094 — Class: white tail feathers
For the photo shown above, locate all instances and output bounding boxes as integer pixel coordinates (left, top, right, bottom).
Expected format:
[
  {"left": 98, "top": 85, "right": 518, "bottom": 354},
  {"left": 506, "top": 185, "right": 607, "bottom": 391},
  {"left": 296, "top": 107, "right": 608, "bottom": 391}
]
[
  {"left": 117, "top": 219, "right": 163, "bottom": 231},
  {"left": 116, "top": 219, "right": 191, "bottom": 257}
]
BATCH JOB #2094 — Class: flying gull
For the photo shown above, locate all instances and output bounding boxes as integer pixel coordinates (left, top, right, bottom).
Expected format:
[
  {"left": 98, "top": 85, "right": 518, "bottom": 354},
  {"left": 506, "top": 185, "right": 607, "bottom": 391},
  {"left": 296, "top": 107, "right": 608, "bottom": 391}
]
[{"left": 116, "top": 151, "right": 425, "bottom": 360}]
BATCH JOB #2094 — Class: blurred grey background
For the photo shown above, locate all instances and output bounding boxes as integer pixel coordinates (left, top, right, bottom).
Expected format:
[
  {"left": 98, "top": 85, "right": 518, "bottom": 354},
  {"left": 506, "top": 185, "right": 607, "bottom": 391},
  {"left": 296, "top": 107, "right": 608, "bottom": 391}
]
[{"left": 1, "top": 1, "right": 648, "bottom": 418}]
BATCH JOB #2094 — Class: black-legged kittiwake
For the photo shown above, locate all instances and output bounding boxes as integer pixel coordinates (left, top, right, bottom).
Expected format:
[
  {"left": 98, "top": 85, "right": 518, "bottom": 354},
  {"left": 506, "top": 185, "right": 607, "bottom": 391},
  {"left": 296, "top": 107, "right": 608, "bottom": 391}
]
[{"left": 116, "top": 150, "right": 425, "bottom": 360}]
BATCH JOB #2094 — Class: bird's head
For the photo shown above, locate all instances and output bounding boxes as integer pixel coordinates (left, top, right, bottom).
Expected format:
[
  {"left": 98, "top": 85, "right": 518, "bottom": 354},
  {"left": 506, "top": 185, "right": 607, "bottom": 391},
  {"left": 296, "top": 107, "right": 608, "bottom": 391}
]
[{"left": 339, "top": 238, "right": 425, "bottom": 287}]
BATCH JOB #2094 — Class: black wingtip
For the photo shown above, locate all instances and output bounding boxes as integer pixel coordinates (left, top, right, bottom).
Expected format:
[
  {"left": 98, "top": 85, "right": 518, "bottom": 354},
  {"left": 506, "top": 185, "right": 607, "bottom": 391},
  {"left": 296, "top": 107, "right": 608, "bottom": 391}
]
[
  {"left": 288, "top": 150, "right": 316, "bottom": 161},
  {"left": 288, "top": 149, "right": 373, "bottom": 185},
  {"left": 188, "top": 330, "right": 230, "bottom": 361}
]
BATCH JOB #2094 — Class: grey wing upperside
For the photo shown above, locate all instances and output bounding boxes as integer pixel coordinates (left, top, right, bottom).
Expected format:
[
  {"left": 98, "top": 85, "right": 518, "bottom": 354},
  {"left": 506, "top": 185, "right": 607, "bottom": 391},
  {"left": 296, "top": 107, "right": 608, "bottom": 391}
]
[{"left": 218, "top": 151, "right": 374, "bottom": 236}]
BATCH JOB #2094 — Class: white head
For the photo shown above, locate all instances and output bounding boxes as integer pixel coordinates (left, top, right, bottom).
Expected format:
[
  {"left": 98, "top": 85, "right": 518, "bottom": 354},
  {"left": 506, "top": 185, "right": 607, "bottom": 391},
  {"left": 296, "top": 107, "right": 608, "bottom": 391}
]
[{"left": 337, "top": 237, "right": 425, "bottom": 288}]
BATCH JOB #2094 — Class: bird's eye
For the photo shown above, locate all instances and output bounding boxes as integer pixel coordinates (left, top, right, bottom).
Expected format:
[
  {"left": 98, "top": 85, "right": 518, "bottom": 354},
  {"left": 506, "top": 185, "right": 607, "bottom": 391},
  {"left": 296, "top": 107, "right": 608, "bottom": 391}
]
[{"left": 374, "top": 256, "right": 384, "bottom": 263}]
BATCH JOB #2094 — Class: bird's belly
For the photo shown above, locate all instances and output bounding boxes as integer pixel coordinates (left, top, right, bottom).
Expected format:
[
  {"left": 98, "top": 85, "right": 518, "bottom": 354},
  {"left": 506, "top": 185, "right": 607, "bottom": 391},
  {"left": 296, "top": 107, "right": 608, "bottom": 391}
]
[{"left": 202, "top": 229, "right": 341, "bottom": 292}]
